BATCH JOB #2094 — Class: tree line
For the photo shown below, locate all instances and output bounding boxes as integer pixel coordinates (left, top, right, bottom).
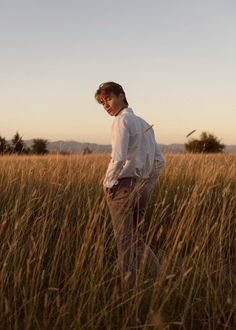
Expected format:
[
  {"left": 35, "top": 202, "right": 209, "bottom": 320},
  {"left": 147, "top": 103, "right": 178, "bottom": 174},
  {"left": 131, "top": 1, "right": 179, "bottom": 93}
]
[
  {"left": 0, "top": 132, "right": 48, "bottom": 155},
  {"left": 0, "top": 131, "right": 225, "bottom": 155}
]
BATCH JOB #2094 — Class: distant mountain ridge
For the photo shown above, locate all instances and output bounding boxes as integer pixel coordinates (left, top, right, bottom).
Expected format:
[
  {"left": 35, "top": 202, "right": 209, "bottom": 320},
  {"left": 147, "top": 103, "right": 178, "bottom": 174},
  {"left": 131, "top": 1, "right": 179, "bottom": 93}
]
[{"left": 23, "top": 140, "right": 236, "bottom": 153}]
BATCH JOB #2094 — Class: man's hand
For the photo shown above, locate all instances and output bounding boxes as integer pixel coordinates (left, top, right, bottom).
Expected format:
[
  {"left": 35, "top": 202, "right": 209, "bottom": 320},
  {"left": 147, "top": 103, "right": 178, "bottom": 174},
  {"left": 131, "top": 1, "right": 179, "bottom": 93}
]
[{"left": 103, "top": 185, "right": 117, "bottom": 199}]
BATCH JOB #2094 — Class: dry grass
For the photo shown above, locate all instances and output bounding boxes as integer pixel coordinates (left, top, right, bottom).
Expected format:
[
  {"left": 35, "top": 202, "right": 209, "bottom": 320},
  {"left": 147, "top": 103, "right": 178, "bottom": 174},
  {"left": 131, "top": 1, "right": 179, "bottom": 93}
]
[{"left": 0, "top": 153, "right": 235, "bottom": 329}]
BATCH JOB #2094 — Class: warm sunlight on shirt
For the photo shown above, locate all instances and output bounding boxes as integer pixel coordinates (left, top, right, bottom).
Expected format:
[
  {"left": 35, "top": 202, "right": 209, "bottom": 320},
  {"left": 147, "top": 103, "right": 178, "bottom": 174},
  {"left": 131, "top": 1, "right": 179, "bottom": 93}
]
[{"left": 103, "top": 108, "right": 165, "bottom": 188}]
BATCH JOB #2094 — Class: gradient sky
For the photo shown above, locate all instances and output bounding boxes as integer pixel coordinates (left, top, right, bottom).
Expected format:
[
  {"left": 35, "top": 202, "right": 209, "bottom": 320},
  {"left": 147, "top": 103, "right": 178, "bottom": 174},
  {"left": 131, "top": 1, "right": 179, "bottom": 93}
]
[{"left": 1, "top": 0, "right": 235, "bottom": 145}]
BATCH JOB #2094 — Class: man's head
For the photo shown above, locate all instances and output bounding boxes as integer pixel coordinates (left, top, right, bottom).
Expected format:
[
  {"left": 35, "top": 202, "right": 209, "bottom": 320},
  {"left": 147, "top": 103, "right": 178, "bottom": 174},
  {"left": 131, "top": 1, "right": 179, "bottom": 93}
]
[{"left": 95, "top": 82, "right": 129, "bottom": 116}]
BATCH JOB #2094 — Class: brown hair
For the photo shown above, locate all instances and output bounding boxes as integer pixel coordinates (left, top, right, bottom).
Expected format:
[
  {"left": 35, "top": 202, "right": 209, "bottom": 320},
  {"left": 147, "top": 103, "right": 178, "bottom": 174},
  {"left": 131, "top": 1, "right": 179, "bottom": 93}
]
[{"left": 95, "top": 81, "right": 129, "bottom": 106}]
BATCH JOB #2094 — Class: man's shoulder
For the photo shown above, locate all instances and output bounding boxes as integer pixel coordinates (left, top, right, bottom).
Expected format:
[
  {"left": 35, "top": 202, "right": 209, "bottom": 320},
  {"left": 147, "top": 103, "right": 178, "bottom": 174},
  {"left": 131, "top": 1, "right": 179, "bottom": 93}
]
[
  {"left": 120, "top": 110, "right": 150, "bottom": 126},
  {"left": 135, "top": 115, "right": 151, "bottom": 128},
  {"left": 116, "top": 108, "right": 133, "bottom": 121},
  {"left": 114, "top": 107, "right": 149, "bottom": 129},
  {"left": 112, "top": 114, "right": 129, "bottom": 129},
  {"left": 119, "top": 111, "right": 138, "bottom": 128}
]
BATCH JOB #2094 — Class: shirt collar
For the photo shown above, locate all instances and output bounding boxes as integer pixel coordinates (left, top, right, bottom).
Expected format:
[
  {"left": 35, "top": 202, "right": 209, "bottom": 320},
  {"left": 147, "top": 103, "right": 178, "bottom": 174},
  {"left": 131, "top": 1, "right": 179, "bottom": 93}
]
[{"left": 116, "top": 107, "right": 133, "bottom": 117}]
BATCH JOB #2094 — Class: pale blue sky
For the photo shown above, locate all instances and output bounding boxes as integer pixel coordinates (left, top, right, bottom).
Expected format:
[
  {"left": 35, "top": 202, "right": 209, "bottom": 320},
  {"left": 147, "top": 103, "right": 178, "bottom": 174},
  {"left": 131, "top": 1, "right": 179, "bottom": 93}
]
[{"left": 0, "top": 0, "right": 235, "bottom": 144}]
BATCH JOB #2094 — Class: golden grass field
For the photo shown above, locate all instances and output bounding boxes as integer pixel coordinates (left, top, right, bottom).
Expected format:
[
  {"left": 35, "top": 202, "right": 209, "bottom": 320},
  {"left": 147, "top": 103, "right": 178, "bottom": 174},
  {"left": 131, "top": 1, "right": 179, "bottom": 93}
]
[{"left": 0, "top": 153, "right": 235, "bottom": 329}]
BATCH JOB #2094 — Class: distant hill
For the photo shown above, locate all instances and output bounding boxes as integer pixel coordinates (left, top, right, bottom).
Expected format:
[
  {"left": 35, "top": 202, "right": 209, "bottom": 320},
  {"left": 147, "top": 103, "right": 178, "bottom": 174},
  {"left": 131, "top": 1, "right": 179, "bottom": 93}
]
[
  {"left": 225, "top": 145, "right": 236, "bottom": 152},
  {"left": 24, "top": 140, "right": 111, "bottom": 153},
  {"left": 23, "top": 140, "right": 236, "bottom": 153}
]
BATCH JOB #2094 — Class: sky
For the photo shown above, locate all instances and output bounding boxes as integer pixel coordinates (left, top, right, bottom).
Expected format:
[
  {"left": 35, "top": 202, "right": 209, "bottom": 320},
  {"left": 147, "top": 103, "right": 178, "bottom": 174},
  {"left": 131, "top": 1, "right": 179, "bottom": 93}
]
[{"left": 0, "top": 0, "right": 236, "bottom": 145}]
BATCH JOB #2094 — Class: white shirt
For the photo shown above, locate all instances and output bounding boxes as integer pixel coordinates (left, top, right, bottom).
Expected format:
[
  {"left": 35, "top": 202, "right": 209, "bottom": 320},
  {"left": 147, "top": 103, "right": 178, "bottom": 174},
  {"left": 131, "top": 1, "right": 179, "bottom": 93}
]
[{"left": 103, "top": 107, "right": 165, "bottom": 188}]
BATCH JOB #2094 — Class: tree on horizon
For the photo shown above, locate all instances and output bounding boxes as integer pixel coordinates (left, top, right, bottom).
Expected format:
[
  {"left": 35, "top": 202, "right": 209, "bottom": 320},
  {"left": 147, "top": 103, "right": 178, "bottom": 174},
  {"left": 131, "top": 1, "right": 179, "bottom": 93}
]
[
  {"left": 31, "top": 139, "right": 48, "bottom": 155},
  {"left": 0, "top": 136, "right": 10, "bottom": 154},
  {"left": 185, "top": 131, "right": 225, "bottom": 153},
  {"left": 82, "top": 146, "right": 93, "bottom": 155},
  {"left": 11, "top": 132, "right": 26, "bottom": 154}
]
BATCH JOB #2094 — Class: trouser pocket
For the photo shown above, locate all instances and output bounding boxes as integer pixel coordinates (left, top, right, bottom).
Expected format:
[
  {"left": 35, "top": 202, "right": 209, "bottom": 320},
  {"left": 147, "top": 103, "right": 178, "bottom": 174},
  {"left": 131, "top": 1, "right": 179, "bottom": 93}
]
[
  {"left": 111, "top": 178, "right": 134, "bottom": 201},
  {"left": 105, "top": 178, "right": 135, "bottom": 202}
]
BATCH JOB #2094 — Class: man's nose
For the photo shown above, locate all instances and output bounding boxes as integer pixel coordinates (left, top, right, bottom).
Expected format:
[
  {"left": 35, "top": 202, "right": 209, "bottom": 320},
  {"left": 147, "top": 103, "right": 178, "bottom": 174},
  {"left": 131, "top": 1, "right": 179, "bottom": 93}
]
[{"left": 104, "top": 102, "right": 109, "bottom": 110}]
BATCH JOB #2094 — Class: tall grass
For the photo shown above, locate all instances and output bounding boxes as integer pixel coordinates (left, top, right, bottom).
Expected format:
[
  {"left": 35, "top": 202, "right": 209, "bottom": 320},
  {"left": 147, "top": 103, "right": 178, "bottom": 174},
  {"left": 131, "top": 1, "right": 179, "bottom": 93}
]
[{"left": 0, "top": 153, "right": 235, "bottom": 329}]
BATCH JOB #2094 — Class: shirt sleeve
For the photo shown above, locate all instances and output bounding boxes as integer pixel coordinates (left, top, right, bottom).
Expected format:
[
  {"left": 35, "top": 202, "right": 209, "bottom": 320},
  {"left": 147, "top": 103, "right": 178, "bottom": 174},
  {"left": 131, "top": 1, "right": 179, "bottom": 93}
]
[
  {"left": 147, "top": 142, "right": 165, "bottom": 189},
  {"left": 103, "top": 117, "right": 129, "bottom": 188},
  {"left": 153, "top": 141, "right": 165, "bottom": 177}
]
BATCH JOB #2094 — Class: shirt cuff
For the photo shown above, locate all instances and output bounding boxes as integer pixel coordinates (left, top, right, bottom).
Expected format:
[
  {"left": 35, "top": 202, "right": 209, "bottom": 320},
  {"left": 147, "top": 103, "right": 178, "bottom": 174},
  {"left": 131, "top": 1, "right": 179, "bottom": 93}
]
[{"left": 103, "top": 179, "right": 119, "bottom": 189}]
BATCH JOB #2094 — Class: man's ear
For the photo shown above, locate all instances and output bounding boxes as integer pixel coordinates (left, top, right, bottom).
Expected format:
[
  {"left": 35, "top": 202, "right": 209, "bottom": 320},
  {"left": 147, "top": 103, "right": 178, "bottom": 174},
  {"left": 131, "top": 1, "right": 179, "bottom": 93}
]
[{"left": 119, "top": 93, "right": 125, "bottom": 101}]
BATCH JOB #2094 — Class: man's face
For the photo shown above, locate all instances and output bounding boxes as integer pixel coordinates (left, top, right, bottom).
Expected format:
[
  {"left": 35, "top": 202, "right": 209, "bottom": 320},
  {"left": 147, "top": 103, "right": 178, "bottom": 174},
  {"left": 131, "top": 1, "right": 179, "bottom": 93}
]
[{"left": 99, "top": 92, "right": 126, "bottom": 116}]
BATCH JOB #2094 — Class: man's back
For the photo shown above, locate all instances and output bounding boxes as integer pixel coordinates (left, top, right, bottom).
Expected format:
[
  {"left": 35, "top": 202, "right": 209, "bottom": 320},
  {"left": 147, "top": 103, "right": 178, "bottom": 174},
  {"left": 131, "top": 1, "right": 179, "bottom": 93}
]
[{"left": 112, "top": 107, "right": 160, "bottom": 179}]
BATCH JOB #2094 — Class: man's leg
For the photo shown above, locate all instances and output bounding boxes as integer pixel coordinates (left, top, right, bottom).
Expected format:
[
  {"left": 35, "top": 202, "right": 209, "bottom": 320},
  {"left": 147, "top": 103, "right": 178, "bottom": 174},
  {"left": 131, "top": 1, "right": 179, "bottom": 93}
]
[
  {"left": 133, "top": 179, "right": 161, "bottom": 280},
  {"left": 105, "top": 178, "right": 137, "bottom": 292}
]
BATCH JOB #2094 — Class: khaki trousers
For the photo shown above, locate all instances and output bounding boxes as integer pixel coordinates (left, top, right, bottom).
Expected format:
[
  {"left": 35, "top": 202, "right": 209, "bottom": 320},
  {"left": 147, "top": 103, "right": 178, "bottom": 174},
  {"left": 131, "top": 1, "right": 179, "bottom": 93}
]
[{"left": 104, "top": 177, "right": 160, "bottom": 292}]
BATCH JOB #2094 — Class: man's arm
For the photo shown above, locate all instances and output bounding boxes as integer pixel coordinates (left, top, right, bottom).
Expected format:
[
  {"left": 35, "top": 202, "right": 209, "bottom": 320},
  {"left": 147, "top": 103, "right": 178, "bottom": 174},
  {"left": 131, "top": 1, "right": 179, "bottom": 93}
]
[
  {"left": 103, "top": 117, "right": 129, "bottom": 188},
  {"left": 153, "top": 141, "right": 165, "bottom": 177},
  {"left": 147, "top": 141, "right": 165, "bottom": 189}
]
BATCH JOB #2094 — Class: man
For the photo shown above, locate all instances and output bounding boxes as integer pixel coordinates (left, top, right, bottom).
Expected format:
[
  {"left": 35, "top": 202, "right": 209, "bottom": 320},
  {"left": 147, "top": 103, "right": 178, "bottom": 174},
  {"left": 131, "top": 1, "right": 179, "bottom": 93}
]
[{"left": 95, "top": 82, "right": 165, "bottom": 292}]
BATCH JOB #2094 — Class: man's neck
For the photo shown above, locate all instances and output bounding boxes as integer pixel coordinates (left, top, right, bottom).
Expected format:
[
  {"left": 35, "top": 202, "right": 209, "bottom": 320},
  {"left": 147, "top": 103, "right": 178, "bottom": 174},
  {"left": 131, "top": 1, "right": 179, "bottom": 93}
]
[{"left": 115, "top": 105, "right": 127, "bottom": 116}]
